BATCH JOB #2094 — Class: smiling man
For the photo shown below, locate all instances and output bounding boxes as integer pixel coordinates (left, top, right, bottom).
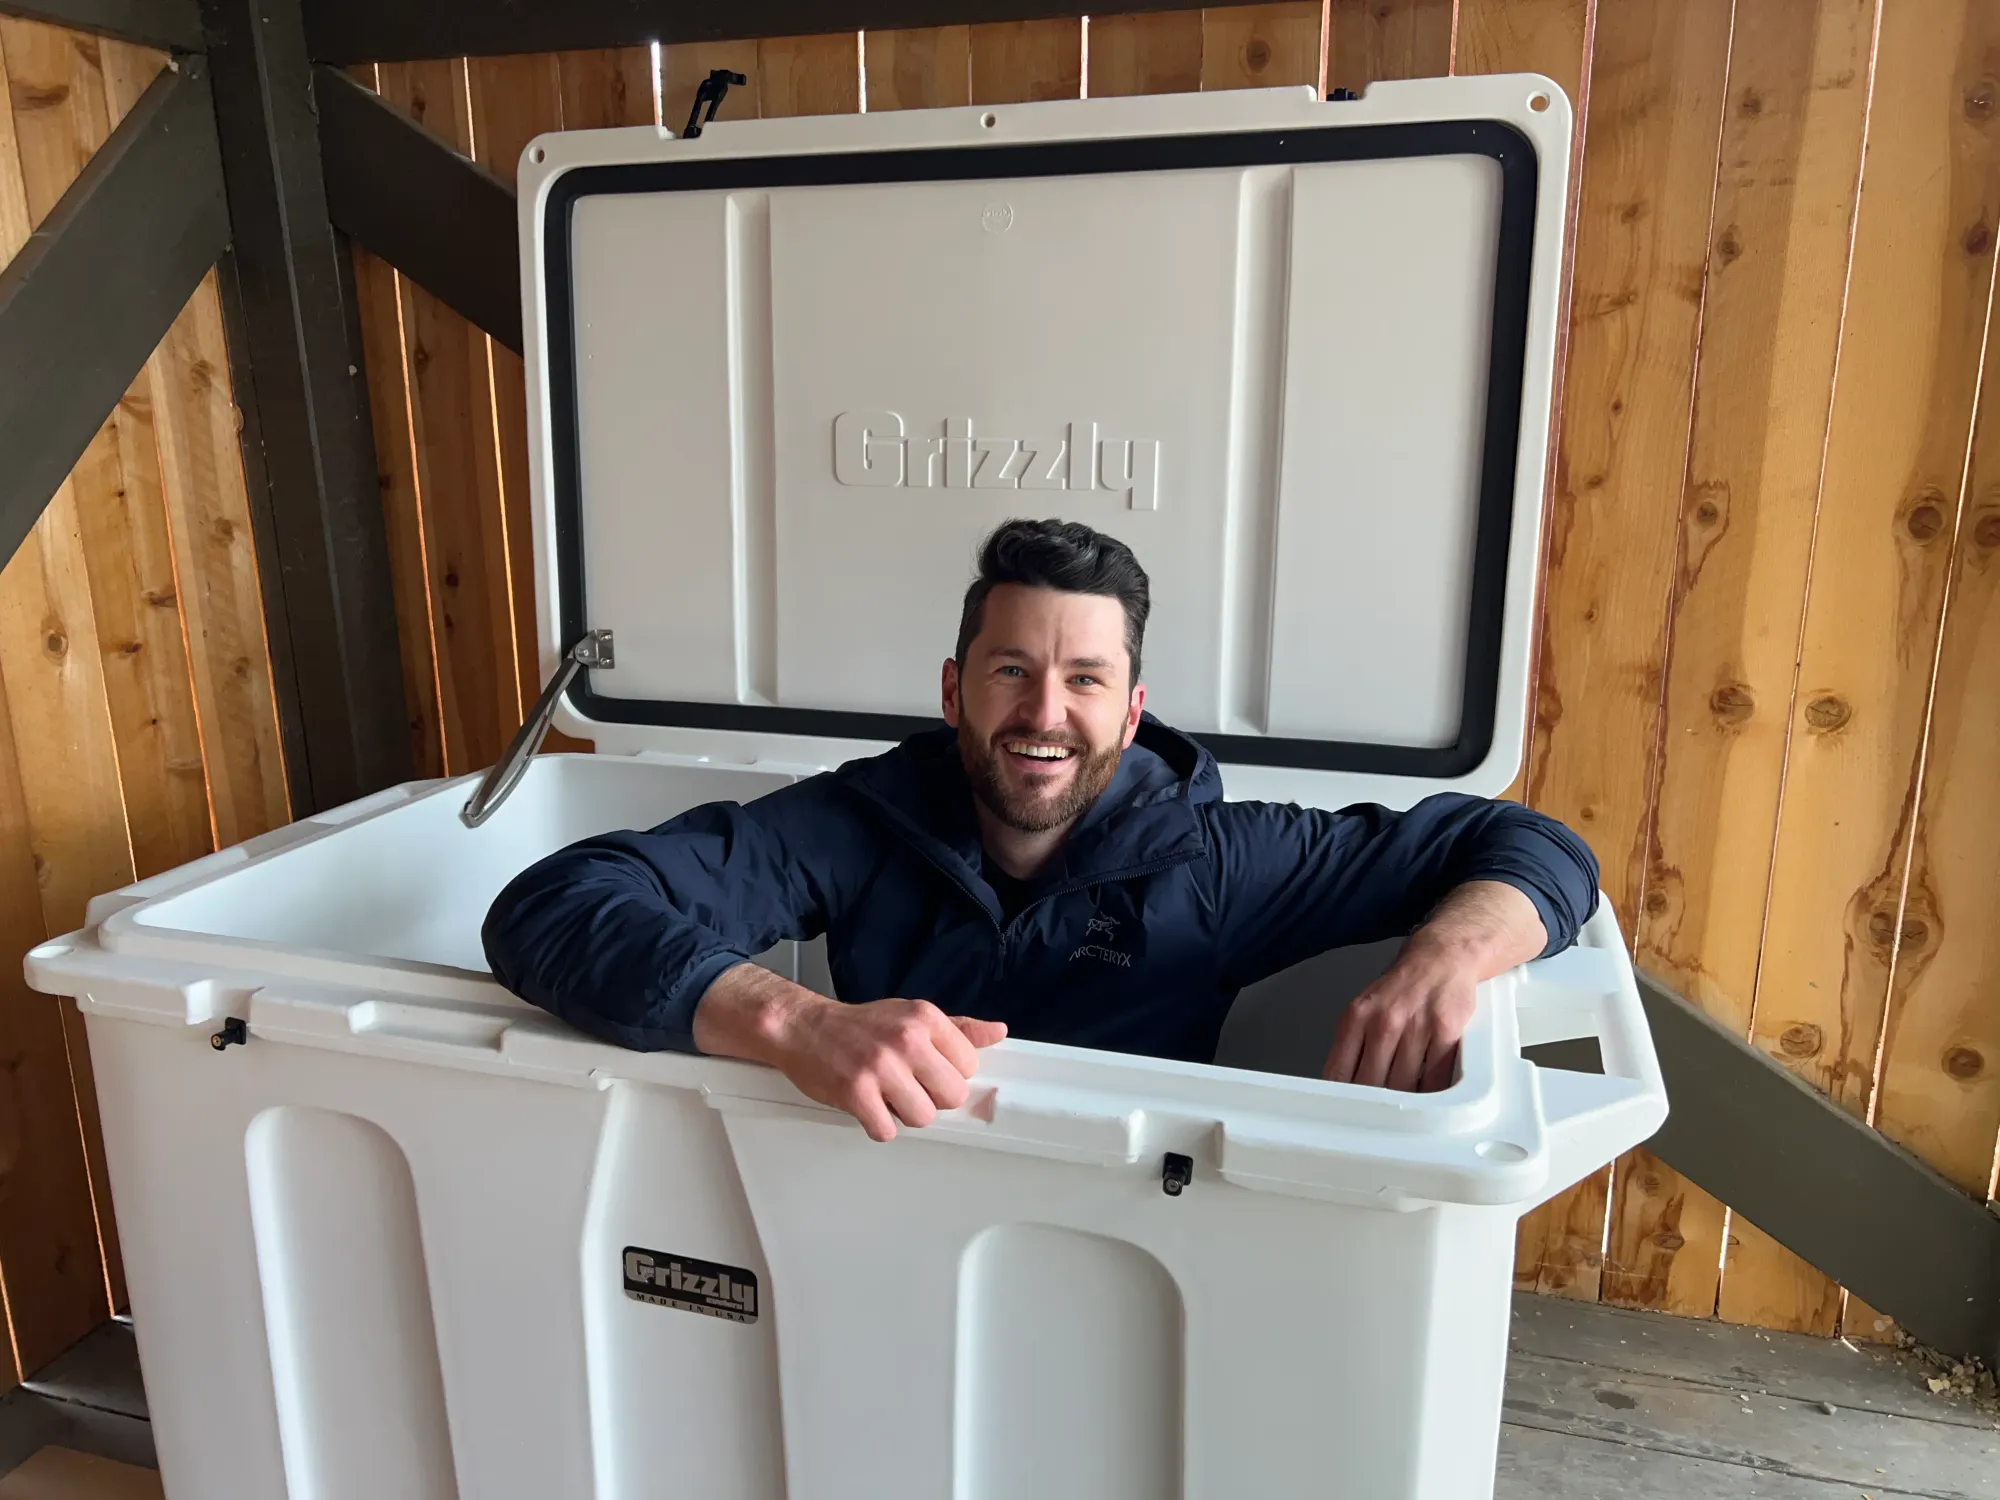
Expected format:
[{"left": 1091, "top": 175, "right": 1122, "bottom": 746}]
[{"left": 485, "top": 519, "right": 1600, "bottom": 1141}]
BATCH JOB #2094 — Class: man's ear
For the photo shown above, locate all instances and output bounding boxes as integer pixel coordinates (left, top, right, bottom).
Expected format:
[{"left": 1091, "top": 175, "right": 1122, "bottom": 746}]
[
  {"left": 941, "top": 657, "right": 962, "bottom": 728},
  {"left": 1123, "top": 682, "right": 1146, "bottom": 748}
]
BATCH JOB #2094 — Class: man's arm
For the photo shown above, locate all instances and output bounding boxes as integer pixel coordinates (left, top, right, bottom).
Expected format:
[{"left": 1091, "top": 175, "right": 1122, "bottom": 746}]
[
  {"left": 483, "top": 779, "right": 858, "bottom": 1052},
  {"left": 1208, "top": 792, "right": 1600, "bottom": 1091},
  {"left": 692, "top": 964, "right": 1006, "bottom": 1142}
]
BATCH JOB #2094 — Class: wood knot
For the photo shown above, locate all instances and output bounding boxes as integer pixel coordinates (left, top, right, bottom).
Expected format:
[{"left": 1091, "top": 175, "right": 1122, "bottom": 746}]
[
  {"left": 1584, "top": 473, "right": 1606, "bottom": 490},
  {"left": 1610, "top": 398, "right": 1625, "bottom": 414},
  {"left": 42, "top": 629, "right": 66, "bottom": 659},
  {"left": 1640, "top": 1174, "right": 1662, "bottom": 1196},
  {"left": 1944, "top": 1046, "right": 1984, "bottom": 1080},
  {"left": 1651, "top": 1231, "right": 1686, "bottom": 1252},
  {"left": 116, "top": 640, "right": 142, "bottom": 657},
  {"left": 189, "top": 357, "right": 214, "bottom": 390},
  {"left": 1243, "top": 37, "right": 1271, "bottom": 71},
  {"left": 1716, "top": 229, "right": 1742, "bottom": 264},
  {"left": 14, "top": 82, "right": 70, "bottom": 110},
  {"left": 212, "top": 517, "right": 236, "bottom": 543},
  {"left": 1803, "top": 694, "right": 1850, "bottom": 731},
  {"left": 443, "top": 569, "right": 460, "bottom": 588},
  {"left": 1710, "top": 682, "right": 1755, "bottom": 724},
  {"left": 410, "top": 341, "right": 431, "bottom": 375},
  {"left": 1578, "top": 804, "right": 1598, "bottom": 824},
  {"left": 1974, "top": 511, "right": 2000, "bottom": 548},
  {"left": 1968, "top": 222, "right": 1994, "bottom": 257},
  {"left": 1739, "top": 89, "right": 1763, "bottom": 116},
  {"left": 1779, "top": 1023, "right": 1823, "bottom": 1058},
  {"left": 1967, "top": 78, "right": 1997, "bottom": 120},
  {"left": 1619, "top": 201, "right": 1644, "bottom": 224},
  {"left": 1900, "top": 918, "right": 1930, "bottom": 953},
  {"left": 1908, "top": 504, "right": 1945, "bottom": 540},
  {"left": 1868, "top": 908, "right": 1897, "bottom": 948},
  {"left": 144, "top": 588, "right": 176, "bottom": 608},
  {"left": 1644, "top": 888, "right": 1670, "bottom": 915},
  {"left": 1695, "top": 499, "right": 1721, "bottom": 524},
  {"left": 232, "top": 656, "right": 251, "bottom": 679}
]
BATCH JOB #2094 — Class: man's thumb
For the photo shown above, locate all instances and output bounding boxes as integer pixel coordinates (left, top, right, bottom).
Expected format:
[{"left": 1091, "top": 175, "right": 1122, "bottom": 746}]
[{"left": 952, "top": 1016, "right": 1009, "bottom": 1048}]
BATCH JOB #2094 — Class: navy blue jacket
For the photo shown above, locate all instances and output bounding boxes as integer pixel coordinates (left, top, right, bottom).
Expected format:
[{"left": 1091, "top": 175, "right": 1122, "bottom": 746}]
[{"left": 483, "top": 718, "right": 1600, "bottom": 1064}]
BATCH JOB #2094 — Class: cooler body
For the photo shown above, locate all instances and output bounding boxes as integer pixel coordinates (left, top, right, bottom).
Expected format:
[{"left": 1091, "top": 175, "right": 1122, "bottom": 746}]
[{"left": 36, "top": 755, "right": 1659, "bottom": 1500}]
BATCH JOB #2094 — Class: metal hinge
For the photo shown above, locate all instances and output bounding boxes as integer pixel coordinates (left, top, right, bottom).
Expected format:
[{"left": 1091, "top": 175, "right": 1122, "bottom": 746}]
[{"left": 460, "top": 631, "right": 614, "bottom": 829}]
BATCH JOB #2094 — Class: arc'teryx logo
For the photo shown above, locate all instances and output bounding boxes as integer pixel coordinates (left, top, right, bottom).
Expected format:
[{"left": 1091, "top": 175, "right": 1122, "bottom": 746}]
[
  {"left": 832, "top": 411, "right": 1161, "bottom": 510},
  {"left": 1072, "top": 911, "right": 1134, "bottom": 968}
]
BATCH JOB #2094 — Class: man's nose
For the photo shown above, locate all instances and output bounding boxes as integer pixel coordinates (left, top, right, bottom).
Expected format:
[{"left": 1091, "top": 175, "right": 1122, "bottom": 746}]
[{"left": 1025, "top": 672, "right": 1067, "bottom": 730}]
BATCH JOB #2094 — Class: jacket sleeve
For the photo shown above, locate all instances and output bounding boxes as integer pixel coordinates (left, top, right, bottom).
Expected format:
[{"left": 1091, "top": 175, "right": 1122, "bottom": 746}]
[
  {"left": 482, "top": 776, "right": 863, "bottom": 1053},
  {"left": 1207, "top": 792, "right": 1600, "bottom": 989}
]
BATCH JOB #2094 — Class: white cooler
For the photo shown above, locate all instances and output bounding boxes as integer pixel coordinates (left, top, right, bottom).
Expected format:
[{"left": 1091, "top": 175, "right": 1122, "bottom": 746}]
[{"left": 27, "top": 78, "right": 1666, "bottom": 1500}]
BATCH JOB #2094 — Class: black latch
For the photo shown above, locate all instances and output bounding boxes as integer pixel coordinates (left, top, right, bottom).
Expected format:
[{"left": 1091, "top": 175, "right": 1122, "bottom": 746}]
[
  {"left": 1162, "top": 1152, "right": 1193, "bottom": 1196},
  {"left": 210, "top": 1017, "right": 247, "bottom": 1051},
  {"left": 683, "top": 68, "right": 747, "bottom": 138},
  {"left": 1330, "top": 87, "right": 1359, "bottom": 101}
]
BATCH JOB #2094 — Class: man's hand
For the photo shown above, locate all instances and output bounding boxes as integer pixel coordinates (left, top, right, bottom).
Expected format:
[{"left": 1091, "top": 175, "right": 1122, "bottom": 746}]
[
  {"left": 692, "top": 963, "right": 1006, "bottom": 1141},
  {"left": 1322, "top": 880, "right": 1548, "bottom": 1093}
]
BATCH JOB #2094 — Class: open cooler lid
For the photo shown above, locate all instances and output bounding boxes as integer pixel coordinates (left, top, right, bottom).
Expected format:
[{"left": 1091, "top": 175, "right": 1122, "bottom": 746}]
[{"left": 518, "top": 77, "right": 1570, "bottom": 807}]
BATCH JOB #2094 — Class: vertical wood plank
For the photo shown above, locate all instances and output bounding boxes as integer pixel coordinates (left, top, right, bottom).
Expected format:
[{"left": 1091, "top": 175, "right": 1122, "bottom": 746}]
[
  {"left": 375, "top": 60, "right": 521, "bottom": 777},
  {"left": 1200, "top": 4, "right": 1324, "bottom": 92},
  {"left": 347, "top": 64, "right": 444, "bottom": 781},
  {"left": 1512, "top": 0, "right": 1734, "bottom": 1304},
  {"left": 968, "top": 19, "right": 1083, "bottom": 105},
  {"left": 1088, "top": 12, "right": 1205, "bottom": 97},
  {"left": 1455, "top": 0, "right": 1591, "bottom": 102},
  {"left": 1726, "top": 0, "right": 2000, "bottom": 1333},
  {"left": 466, "top": 52, "right": 561, "bottom": 733},
  {"left": 661, "top": 40, "right": 760, "bottom": 130},
  {"left": 758, "top": 34, "right": 861, "bottom": 117},
  {"left": 1326, "top": 0, "right": 1454, "bottom": 92},
  {"left": 555, "top": 47, "right": 657, "bottom": 130},
  {"left": 863, "top": 26, "right": 971, "bottom": 111},
  {"left": 1604, "top": 0, "right": 1875, "bottom": 1320},
  {"left": 1873, "top": 275, "right": 2000, "bottom": 1197}
]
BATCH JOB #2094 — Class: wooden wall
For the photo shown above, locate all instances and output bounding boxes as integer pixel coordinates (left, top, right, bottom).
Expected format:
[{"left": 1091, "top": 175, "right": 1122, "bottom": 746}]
[
  {"left": 0, "top": 19, "right": 288, "bottom": 1390},
  {"left": 357, "top": 1, "right": 2000, "bottom": 1343}
]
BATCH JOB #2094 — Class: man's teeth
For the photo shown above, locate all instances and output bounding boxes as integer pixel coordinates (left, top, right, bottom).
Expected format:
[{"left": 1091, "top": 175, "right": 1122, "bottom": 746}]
[{"left": 1006, "top": 743, "right": 1073, "bottom": 760}]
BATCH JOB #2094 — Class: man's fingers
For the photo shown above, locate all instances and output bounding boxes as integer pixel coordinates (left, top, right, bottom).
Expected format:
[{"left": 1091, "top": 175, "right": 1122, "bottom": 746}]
[
  {"left": 874, "top": 1056, "right": 939, "bottom": 1131},
  {"left": 952, "top": 1016, "right": 1009, "bottom": 1049},
  {"left": 907, "top": 1040, "right": 972, "bottom": 1114},
  {"left": 1323, "top": 1007, "right": 1368, "bottom": 1083},
  {"left": 1352, "top": 1015, "right": 1404, "bottom": 1089},
  {"left": 1418, "top": 1038, "right": 1460, "bottom": 1094},
  {"left": 930, "top": 1015, "right": 983, "bottom": 1078},
  {"left": 1385, "top": 1022, "right": 1431, "bottom": 1093},
  {"left": 848, "top": 1079, "right": 899, "bottom": 1143}
]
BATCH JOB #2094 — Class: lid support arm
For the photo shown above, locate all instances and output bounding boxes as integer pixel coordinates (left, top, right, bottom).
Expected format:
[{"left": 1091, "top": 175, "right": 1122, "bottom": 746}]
[{"left": 459, "top": 630, "right": 614, "bottom": 828}]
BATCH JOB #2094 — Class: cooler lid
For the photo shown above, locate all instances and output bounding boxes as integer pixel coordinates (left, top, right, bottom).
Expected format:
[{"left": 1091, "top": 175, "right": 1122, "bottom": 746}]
[{"left": 518, "top": 77, "right": 1569, "bottom": 806}]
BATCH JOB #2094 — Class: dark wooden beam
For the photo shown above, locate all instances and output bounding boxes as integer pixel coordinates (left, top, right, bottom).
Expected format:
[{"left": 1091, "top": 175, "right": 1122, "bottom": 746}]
[
  {"left": 315, "top": 64, "right": 522, "bottom": 354},
  {"left": 200, "top": 0, "right": 412, "bottom": 813},
  {"left": 304, "top": 0, "right": 1277, "bottom": 66},
  {"left": 1635, "top": 970, "right": 2000, "bottom": 1367},
  {"left": 0, "top": 0, "right": 204, "bottom": 53},
  {"left": 0, "top": 61, "right": 228, "bottom": 569}
]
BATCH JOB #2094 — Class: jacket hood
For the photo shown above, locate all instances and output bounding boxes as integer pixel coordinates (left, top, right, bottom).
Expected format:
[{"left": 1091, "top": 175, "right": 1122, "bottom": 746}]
[{"left": 835, "top": 714, "right": 1218, "bottom": 897}]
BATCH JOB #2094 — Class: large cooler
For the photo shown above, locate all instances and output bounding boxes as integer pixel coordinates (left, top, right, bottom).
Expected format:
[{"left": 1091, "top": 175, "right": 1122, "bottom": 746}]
[{"left": 27, "top": 78, "right": 1667, "bottom": 1500}]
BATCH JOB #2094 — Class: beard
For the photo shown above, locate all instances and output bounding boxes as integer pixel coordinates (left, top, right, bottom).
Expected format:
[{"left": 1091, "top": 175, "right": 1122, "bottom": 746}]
[{"left": 959, "top": 722, "right": 1125, "bottom": 834}]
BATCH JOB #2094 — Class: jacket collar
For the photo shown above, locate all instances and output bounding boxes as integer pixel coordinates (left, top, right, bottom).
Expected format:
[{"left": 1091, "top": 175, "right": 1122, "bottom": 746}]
[{"left": 836, "top": 714, "right": 1216, "bottom": 902}]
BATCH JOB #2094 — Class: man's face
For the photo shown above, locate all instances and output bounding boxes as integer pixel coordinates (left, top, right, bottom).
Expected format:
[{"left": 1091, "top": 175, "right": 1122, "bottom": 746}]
[{"left": 942, "top": 584, "right": 1146, "bottom": 834}]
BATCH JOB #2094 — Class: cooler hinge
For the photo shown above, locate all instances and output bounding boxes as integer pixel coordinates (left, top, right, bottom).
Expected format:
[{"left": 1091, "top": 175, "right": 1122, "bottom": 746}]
[{"left": 460, "top": 630, "right": 614, "bottom": 829}]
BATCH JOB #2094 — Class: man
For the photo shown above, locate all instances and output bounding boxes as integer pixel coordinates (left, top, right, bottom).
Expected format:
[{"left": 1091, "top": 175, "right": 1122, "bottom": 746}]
[{"left": 486, "top": 520, "right": 1598, "bottom": 1142}]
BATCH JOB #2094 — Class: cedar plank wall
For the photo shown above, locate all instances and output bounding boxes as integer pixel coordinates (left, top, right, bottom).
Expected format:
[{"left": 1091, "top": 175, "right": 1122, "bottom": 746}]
[
  {"left": 0, "top": 19, "right": 290, "bottom": 1390},
  {"left": 0, "top": 0, "right": 1968, "bottom": 1374}
]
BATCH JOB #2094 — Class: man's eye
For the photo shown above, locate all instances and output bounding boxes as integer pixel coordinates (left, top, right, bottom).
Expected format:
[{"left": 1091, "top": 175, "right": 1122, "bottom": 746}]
[
  {"left": 1072, "top": 675, "right": 1101, "bottom": 688},
  {"left": 997, "top": 665, "right": 1026, "bottom": 677}
]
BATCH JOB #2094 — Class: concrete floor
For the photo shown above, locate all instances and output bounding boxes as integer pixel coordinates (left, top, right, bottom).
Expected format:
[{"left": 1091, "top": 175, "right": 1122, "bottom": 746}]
[{"left": 4, "top": 1296, "right": 1993, "bottom": 1496}]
